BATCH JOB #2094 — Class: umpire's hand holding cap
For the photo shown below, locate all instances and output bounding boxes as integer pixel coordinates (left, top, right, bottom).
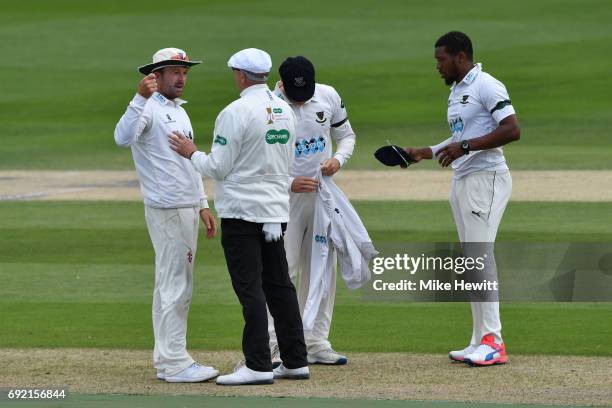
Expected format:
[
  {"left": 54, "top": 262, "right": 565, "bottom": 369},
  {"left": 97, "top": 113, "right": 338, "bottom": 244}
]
[{"left": 279, "top": 56, "right": 316, "bottom": 102}]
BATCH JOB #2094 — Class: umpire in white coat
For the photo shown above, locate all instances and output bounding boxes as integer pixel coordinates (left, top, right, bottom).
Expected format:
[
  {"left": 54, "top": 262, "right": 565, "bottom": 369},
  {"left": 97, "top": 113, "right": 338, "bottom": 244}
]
[{"left": 169, "top": 48, "right": 309, "bottom": 385}]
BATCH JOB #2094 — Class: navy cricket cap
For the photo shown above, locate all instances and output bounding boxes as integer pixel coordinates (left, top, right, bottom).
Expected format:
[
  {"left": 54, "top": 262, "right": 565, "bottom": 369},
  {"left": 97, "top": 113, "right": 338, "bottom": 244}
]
[
  {"left": 279, "top": 56, "right": 316, "bottom": 102},
  {"left": 374, "top": 145, "right": 415, "bottom": 168}
]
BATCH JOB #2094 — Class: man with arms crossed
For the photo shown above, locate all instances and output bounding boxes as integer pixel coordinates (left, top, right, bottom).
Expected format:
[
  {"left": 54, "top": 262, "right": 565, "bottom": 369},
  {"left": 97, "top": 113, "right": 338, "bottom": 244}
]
[
  {"left": 169, "top": 48, "right": 309, "bottom": 385},
  {"left": 405, "top": 32, "right": 520, "bottom": 366},
  {"left": 114, "top": 48, "right": 218, "bottom": 382},
  {"left": 267, "top": 56, "right": 356, "bottom": 366}
]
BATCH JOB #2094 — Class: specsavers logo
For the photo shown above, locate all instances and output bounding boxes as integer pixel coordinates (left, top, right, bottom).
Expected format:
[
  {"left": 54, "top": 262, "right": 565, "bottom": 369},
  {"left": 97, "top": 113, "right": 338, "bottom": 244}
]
[
  {"left": 214, "top": 135, "right": 227, "bottom": 145},
  {"left": 265, "top": 129, "right": 290, "bottom": 144}
]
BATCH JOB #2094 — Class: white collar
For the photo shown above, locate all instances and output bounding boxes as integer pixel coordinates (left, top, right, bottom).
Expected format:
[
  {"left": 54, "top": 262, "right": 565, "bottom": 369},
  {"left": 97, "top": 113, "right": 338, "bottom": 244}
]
[
  {"left": 152, "top": 92, "right": 187, "bottom": 106},
  {"left": 451, "top": 63, "right": 482, "bottom": 90},
  {"left": 240, "top": 83, "right": 270, "bottom": 97}
]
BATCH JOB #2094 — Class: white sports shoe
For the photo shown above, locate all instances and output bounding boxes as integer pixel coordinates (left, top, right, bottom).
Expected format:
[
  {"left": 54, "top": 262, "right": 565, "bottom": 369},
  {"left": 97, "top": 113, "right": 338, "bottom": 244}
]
[
  {"left": 273, "top": 363, "right": 310, "bottom": 380},
  {"left": 216, "top": 366, "right": 274, "bottom": 386},
  {"left": 164, "top": 363, "right": 219, "bottom": 383},
  {"left": 448, "top": 345, "right": 478, "bottom": 362},
  {"left": 307, "top": 348, "right": 348, "bottom": 365},
  {"left": 463, "top": 334, "right": 508, "bottom": 366}
]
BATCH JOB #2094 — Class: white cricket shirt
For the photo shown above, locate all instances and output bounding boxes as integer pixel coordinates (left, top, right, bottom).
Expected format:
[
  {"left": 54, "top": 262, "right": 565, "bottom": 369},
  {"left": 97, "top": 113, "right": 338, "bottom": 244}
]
[
  {"left": 114, "top": 92, "right": 208, "bottom": 209},
  {"left": 190, "top": 84, "right": 295, "bottom": 223},
  {"left": 432, "top": 63, "right": 516, "bottom": 179},
  {"left": 273, "top": 83, "right": 356, "bottom": 179}
]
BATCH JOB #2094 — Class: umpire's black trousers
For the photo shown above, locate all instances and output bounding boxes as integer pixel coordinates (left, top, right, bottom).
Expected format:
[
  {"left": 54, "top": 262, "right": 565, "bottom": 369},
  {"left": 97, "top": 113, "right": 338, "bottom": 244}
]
[{"left": 221, "top": 218, "right": 307, "bottom": 372}]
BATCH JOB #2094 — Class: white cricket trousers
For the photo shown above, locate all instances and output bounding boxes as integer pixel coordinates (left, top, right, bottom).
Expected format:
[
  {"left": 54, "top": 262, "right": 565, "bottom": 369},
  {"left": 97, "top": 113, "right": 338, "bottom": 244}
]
[
  {"left": 449, "top": 170, "right": 511, "bottom": 345},
  {"left": 268, "top": 191, "right": 336, "bottom": 353},
  {"left": 144, "top": 206, "right": 199, "bottom": 376}
]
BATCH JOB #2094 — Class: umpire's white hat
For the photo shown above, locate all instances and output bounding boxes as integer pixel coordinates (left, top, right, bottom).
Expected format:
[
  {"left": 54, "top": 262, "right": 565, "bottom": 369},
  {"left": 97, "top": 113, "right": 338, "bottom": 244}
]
[{"left": 227, "top": 48, "right": 272, "bottom": 75}]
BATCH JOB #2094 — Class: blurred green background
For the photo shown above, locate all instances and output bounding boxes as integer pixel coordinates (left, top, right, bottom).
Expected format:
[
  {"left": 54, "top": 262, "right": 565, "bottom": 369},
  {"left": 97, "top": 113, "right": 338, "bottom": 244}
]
[{"left": 1, "top": 0, "right": 610, "bottom": 169}]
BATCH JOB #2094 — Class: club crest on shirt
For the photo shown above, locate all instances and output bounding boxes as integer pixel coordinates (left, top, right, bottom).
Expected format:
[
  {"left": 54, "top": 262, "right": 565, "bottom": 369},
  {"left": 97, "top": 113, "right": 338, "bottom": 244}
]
[
  {"left": 164, "top": 114, "right": 176, "bottom": 124},
  {"left": 315, "top": 111, "right": 327, "bottom": 124},
  {"left": 460, "top": 95, "right": 470, "bottom": 105}
]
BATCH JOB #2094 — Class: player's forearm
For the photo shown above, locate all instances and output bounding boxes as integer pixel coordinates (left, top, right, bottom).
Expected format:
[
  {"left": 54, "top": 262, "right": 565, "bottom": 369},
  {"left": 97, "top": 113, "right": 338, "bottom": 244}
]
[
  {"left": 332, "top": 122, "right": 356, "bottom": 166},
  {"left": 114, "top": 94, "right": 148, "bottom": 147},
  {"left": 468, "top": 117, "right": 520, "bottom": 151}
]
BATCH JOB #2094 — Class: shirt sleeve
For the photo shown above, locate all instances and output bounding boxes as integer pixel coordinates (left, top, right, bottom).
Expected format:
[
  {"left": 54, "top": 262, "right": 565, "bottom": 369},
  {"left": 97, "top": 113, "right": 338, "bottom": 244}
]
[
  {"left": 329, "top": 88, "right": 355, "bottom": 166},
  {"left": 190, "top": 107, "right": 243, "bottom": 180},
  {"left": 429, "top": 136, "right": 453, "bottom": 156},
  {"left": 196, "top": 173, "right": 209, "bottom": 209},
  {"left": 114, "top": 94, "right": 152, "bottom": 147},
  {"left": 480, "top": 79, "right": 516, "bottom": 123}
]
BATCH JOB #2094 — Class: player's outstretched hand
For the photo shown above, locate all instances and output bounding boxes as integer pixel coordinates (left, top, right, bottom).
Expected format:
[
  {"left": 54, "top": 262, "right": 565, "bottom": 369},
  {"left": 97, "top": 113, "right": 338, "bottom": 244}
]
[
  {"left": 138, "top": 74, "right": 158, "bottom": 98},
  {"left": 291, "top": 176, "right": 318, "bottom": 193},
  {"left": 199, "top": 208, "right": 217, "bottom": 239},
  {"left": 168, "top": 131, "right": 198, "bottom": 159}
]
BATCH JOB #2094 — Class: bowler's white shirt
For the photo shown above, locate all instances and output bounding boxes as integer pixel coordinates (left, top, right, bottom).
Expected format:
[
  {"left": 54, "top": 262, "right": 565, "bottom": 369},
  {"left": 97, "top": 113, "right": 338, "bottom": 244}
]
[
  {"left": 431, "top": 63, "right": 516, "bottom": 179},
  {"left": 114, "top": 92, "right": 208, "bottom": 209},
  {"left": 190, "top": 84, "right": 295, "bottom": 223},
  {"left": 274, "top": 83, "right": 356, "bottom": 180}
]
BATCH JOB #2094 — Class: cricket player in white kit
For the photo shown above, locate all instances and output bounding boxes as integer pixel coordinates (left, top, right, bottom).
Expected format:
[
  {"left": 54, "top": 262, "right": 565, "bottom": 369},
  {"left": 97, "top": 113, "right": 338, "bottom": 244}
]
[
  {"left": 267, "top": 56, "right": 356, "bottom": 365},
  {"left": 114, "top": 48, "right": 219, "bottom": 382},
  {"left": 405, "top": 32, "right": 520, "bottom": 366}
]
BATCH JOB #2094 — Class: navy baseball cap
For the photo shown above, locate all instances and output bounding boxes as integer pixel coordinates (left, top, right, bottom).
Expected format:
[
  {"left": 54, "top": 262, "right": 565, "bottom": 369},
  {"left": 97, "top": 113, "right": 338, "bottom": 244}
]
[
  {"left": 374, "top": 145, "right": 415, "bottom": 168},
  {"left": 278, "top": 56, "right": 315, "bottom": 102}
]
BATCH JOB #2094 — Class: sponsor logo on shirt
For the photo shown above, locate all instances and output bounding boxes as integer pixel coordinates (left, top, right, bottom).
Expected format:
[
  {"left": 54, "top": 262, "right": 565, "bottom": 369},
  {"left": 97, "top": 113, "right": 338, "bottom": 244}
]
[
  {"left": 448, "top": 117, "right": 464, "bottom": 136},
  {"left": 265, "top": 129, "right": 290, "bottom": 144},
  {"left": 273, "top": 108, "right": 283, "bottom": 114},
  {"left": 154, "top": 93, "right": 167, "bottom": 104},
  {"left": 314, "top": 234, "right": 328, "bottom": 244},
  {"left": 184, "top": 130, "right": 193, "bottom": 140},
  {"left": 214, "top": 135, "right": 227, "bottom": 145},
  {"left": 295, "top": 136, "right": 326, "bottom": 157}
]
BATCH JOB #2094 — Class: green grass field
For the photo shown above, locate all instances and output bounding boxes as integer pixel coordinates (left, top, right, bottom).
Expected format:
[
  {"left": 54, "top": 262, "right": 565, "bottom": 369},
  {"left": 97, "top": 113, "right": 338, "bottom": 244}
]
[
  {"left": 1, "top": 201, "right": 611, "bottom": 356},
  {"left": 1, "top": 0, "right": 611, "bottom": 170}
]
